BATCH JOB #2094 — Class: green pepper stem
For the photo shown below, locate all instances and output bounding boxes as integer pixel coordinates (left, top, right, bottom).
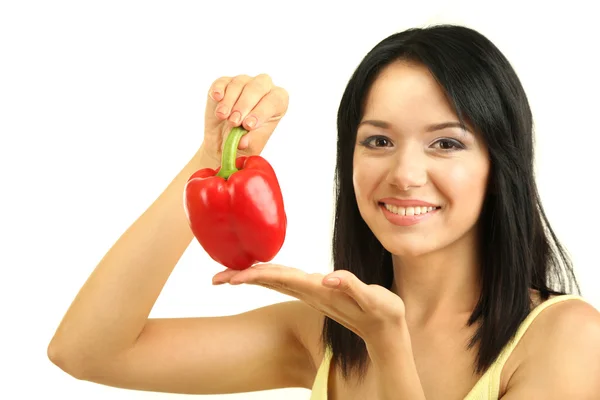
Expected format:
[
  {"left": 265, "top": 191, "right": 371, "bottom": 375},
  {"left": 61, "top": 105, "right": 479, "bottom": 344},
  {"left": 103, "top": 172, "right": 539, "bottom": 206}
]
[{"left": 216, "top": 126, "right": 248, "bottom": 179}]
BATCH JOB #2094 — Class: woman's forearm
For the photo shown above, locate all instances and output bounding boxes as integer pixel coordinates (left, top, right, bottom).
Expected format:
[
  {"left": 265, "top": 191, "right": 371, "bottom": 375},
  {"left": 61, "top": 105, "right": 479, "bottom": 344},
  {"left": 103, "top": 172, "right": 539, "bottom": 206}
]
[{"left": 367, "top": 326, "right": 427, "bottom": 400}]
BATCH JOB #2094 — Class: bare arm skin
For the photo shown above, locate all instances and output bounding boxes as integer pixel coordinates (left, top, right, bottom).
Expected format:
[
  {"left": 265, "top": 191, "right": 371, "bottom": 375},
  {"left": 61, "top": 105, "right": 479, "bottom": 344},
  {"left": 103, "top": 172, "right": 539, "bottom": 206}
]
[{"left": 47, "top": 74, "right": 317, "bottom": 394}]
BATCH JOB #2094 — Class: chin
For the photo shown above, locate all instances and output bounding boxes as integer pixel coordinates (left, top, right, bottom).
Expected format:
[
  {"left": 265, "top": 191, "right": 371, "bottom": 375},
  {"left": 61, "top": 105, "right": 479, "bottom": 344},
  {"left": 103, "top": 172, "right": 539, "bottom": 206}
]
[
  {"left": 371, "top": 217, "right": 480, "bottom": 262},
  {"left": 377, "top": 234, "right": 444, "bottom": 259},
  {"left": 363, "top": 211, "right": 452, "bottom": 259}
]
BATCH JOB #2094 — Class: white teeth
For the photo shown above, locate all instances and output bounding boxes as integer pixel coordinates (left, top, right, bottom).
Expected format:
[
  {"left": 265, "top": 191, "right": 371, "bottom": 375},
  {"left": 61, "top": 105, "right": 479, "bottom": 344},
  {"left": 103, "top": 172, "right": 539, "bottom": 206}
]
[{"left": 383, "top": 204, "right": 438, "bottom": 216}]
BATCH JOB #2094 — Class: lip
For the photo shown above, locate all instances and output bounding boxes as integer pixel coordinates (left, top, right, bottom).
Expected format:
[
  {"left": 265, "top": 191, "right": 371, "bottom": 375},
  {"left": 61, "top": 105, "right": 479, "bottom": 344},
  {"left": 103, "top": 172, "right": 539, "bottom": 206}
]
[{"left": 378, "top": 197, "right": 439, "bottom": 208}]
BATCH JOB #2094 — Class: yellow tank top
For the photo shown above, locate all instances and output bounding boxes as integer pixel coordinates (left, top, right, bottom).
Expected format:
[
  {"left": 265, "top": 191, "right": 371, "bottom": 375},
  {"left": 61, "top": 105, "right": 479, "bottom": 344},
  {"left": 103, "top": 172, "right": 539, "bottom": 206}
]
[{"left": 309, "top": 294, "right": 586, "bottom": 400}]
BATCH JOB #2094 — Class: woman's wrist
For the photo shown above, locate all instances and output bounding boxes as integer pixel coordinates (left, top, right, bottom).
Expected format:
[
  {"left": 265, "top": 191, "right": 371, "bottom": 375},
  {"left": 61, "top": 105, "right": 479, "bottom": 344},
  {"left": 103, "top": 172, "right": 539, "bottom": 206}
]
[
  {"left": 366, "top": 323, "right": 427, "bottom": 400},
  {"left": 365, "top": 320, "right": 413, "bottom": 364},
  {"left": 194, "top": 144, "right": 221, "bottom": 170}
]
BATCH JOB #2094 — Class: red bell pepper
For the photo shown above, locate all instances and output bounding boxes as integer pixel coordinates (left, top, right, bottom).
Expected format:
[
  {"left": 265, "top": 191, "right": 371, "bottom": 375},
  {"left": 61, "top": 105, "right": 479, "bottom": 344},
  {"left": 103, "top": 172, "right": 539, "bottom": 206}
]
[{"left": 183, "top": 126, "right": 287, "bottom": 270}]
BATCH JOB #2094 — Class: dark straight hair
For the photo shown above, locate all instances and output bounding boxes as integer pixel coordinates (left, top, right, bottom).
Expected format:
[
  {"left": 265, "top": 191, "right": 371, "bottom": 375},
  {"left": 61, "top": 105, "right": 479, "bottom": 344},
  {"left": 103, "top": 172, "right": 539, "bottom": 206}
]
[{"left": 323, "top": 24, "right": 580, "bottom": 380}]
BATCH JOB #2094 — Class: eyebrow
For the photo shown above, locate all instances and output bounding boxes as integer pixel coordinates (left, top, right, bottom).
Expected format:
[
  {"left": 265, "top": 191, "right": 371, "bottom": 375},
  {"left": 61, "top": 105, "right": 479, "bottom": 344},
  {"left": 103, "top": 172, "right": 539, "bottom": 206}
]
[{"left": 359, "top": 120, "right": 471, "bottom": 133}]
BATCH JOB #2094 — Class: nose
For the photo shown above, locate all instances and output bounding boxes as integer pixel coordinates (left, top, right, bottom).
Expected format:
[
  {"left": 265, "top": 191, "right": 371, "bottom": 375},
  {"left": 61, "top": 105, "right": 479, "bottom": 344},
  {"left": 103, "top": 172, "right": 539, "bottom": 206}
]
[{"left": 385, "top": 147, "right": 427, "bottom": 190}]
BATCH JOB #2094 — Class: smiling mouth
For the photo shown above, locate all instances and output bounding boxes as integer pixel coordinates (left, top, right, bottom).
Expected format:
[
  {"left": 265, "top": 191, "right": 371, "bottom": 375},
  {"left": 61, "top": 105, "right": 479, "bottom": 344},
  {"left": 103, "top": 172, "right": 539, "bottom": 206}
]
[{"left": 379, "top": 203, "right": 441, "bottom": 216}]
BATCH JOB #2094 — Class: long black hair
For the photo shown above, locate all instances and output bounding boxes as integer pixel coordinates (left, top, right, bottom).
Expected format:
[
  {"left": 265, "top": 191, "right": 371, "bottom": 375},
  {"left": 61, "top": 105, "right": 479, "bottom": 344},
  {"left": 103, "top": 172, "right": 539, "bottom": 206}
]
[{"left": 323, "top": 24, "right": 581, "bottom": 380}]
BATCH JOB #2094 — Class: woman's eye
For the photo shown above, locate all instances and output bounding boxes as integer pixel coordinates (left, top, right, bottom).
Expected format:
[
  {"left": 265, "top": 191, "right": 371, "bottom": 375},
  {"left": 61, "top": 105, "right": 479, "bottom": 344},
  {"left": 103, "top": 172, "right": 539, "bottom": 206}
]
[
  {"left": 433, "top": 138, "right": 464, "bottom": 151},
  {"left": 360, "top": 136, "right": 392, "bottom": 148}
]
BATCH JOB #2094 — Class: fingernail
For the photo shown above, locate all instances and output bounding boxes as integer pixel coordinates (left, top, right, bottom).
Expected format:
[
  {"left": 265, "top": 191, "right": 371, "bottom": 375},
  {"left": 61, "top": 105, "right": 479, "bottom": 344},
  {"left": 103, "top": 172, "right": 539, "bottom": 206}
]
[
  {"left": 212, "top": 91, "right": 222, "bottom": 100},
  {"left": 216, "top": 105, "right": 229, "bottom": 116},
  {"left": 230, "top": 111, "right": 241, "bottom": 125},
  {"left": 324, "top": 277, "right": 340, "bottom": 287},
  {"left": 245, "top": 116, "right": 257, "bottom": 128}
]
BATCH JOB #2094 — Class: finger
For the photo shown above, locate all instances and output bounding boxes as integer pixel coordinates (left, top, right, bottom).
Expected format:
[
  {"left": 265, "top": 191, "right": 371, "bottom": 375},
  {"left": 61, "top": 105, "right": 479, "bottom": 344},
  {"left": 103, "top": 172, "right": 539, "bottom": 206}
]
[
  {"left": 228, "top": 74, "right": 273, "bottom": 128},
  {"left": 235, "top": 265, "right": 356, "bottom": 310},
  {"left": 228, "top": 263, "right": 282, "bottom": 284},
  {"left": 245, "top": 86, "right": 288, "bottom": 128},
  {"left": 208, "top": 76, "right": 232, "bottom": 103},
  {"left": 230, "top": 264, "right": 311, "bottom": 292},
  {"left": 212, "top": 268, "right": 241, "bottom": 285},
  {"left": 245, "top": 278, "right": 330, "bottom": 313},
  {"left": 247, "top": 282, "right": 307, "bottom": 301},
  {"left": 216, "top": 74, "right": 251, "bottom": 121},
  {"left": 238, "top": 87, "right": 289, "bottom": 149},
  {"left": 228, "top": 267, "right": 310, "bottom": 300},
  {"left": 322, "top": 270, "right": 371, "bottom": 311}
]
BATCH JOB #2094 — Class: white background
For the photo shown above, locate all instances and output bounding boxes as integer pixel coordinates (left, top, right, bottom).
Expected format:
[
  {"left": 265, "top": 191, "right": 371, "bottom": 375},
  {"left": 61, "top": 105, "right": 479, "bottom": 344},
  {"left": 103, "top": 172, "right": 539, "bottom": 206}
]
[{"left": 1, "top": 1, "right": 598, "bottom": 399}]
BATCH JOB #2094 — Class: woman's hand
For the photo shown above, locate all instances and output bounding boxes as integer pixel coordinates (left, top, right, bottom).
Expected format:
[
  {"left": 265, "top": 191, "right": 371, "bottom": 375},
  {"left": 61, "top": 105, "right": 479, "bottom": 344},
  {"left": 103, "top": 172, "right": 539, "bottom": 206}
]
[
  {"left": 199, "top": 74, "right": 289, "bottom": 168},
  {"left": 212, "top": 264, "right": 406, "bottom": 345},
  {"left": 213, "top": 264, "right": 428, "bottom": 399}
]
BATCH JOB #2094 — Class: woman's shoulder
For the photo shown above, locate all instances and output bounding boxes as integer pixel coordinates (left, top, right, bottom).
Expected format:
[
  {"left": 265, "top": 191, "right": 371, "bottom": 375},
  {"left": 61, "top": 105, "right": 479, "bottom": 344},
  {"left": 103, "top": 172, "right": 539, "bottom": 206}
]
[
  {"left": 526, "top": 293, "right": 600, "bottom": 348},
  {"left": 502, "top": 293, "right": 600, "bottom": 396},
  {"left": 526, "top": 291, "right": 599, "bottom": 332}
]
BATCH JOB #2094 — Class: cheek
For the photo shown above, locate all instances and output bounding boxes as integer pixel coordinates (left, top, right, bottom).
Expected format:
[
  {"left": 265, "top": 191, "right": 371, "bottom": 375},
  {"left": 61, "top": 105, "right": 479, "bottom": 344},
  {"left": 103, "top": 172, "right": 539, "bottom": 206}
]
[
  {"left": 353, "top": 157, "right": 383, "bottom": 203},
  {"left": 434, "top": 160, "right": 489, "bottom": 207}
]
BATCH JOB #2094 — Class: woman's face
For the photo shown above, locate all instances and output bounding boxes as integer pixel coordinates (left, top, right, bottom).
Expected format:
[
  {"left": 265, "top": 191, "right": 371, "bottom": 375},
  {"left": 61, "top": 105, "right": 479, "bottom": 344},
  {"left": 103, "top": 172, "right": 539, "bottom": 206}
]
[{"left": 353, "top": 61, "right": 490, "bottom": 258}]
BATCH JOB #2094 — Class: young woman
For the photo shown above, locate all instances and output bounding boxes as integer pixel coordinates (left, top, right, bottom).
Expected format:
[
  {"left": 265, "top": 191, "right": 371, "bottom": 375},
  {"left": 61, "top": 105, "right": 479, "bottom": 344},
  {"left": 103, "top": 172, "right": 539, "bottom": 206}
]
[{"left": 48, "top": 24, "right": 600, "bottom": 399}]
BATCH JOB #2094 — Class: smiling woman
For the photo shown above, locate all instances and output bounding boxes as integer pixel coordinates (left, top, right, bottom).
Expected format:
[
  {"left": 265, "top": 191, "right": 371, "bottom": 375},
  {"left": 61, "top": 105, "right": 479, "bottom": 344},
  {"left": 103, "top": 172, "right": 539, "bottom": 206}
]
[
  {"left": 353, "top": 61, "right": 490, "bottom": 258},
  {"left": 315, "top": 24, "right": 600, "bottom": 399},
  {"left": 48, "top": 24, "right": 600, "bottom": 400}
]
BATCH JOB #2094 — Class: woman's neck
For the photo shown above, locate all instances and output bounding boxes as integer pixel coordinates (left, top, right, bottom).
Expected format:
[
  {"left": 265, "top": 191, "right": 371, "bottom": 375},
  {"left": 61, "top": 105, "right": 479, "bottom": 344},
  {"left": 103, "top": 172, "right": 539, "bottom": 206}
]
[{"left": 391, "top": 232, "right": 482, "bottom": 328}]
